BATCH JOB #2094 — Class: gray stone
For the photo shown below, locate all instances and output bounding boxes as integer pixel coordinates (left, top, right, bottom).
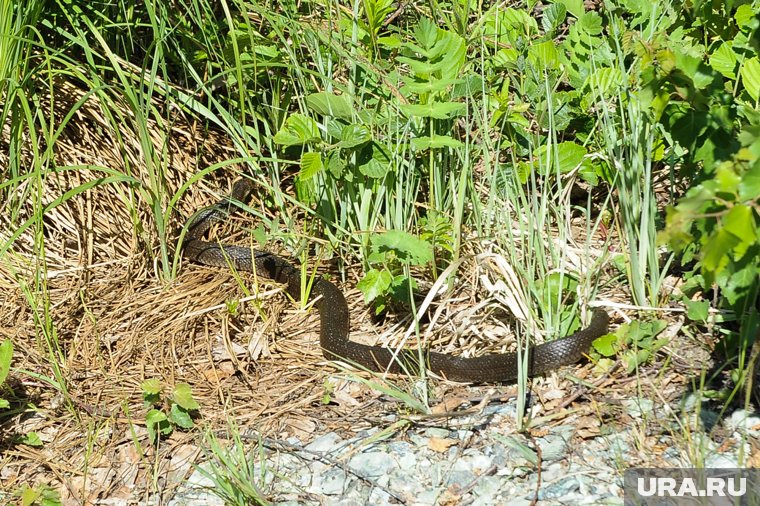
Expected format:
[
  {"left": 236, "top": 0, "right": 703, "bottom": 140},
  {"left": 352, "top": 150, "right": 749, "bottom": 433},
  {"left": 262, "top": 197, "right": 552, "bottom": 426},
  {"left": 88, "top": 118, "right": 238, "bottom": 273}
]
[
  {"left": 349, "top": 451, "right": 395, "bottom": 478},
  {"left": 305, "top": 432, "right": 343, "bottom": 453}
]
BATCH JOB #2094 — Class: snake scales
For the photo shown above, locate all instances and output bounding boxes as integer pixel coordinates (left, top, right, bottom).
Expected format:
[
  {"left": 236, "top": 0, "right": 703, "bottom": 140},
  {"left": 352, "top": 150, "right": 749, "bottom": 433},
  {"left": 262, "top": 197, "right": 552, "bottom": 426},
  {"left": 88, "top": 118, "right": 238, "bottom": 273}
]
[{"left": 183, "top": 179, "right": 609, "bottom": 382}]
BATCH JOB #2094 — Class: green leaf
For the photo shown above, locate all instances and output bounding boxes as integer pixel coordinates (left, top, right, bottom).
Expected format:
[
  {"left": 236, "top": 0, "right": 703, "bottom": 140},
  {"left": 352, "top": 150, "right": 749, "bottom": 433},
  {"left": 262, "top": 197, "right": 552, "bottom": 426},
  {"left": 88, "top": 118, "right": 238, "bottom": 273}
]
[
  {"left": 722, "top": 204, "right": 757, "bottom": 260},
  {"left": 539, "top": 272, "right": 579, "bottom": 304},
  {"left": 358, "top": 143, "right": 391, "bottom": 178},
  {"left": 141, "top": 378, "right": 162, "bottom": 395},
  {"left": 735, "top": 4, "right": 755, "bottom": 29},
  {"left": 0, "top": 339, "right": 12, "bottom": 385},
  {"left": 710, "top": 42, "right": 737, "bottom": 79},
  {"left": 542, "top": 3, "right": 567, "bottom": 33},
  {"left": 171, "top": 383, "right": 200, "bottom": 411},
  {"left": 741, "top": 57, "right": 760, "bottom": 102},
  {"left": 338, "top": 124, "right": 371, "bottom": 149},
  {"left": 413, "top": 17, "right": 439, "bottom": 51},
  {"left": 578, "top": 11, "right": 603, "bottom": 34},
  {"left": 273, "top": 113, "right": 321, "bottom": 147},
  {"left": 703, "top": 229, "right": 741, "bottom": 274},
  {"left": 169, "top": 403, "right": 195, "bottom": 429},
  {"left": 528, "top": 41, "right": 559, "bottom": 70},
  {"left": 325, "top": 152, "right": 346, "bottom": 179},
  {"left": 559, "top": 0, "right": 584, "bottom": 18},
  {"left": 411, "top": 135, "right": 464, "bottom": 150},
  {"left": 403, "top": 77, "right": 463, "bottom": 95},
  {"left": 584, "top": 67, "right": 625, "bottom": 97},
  {"left": 21, "top": 485, "right": 41, "bottom": 506},
  {"left": 400, "top": 101, "right": 466, "bottom": 119},
  {"left": 357, "top": 269, "right": 394, "bottom": 303},
  {"left": 0, "top": 399, "right": 9, "bottom": 409},
  {"left": 372, "top": 230, "right": 433, "bottom": 265},
  {"left": 592, "top": 334, "right": 618, "bottom": 357},
  {"left": 618, "top": 319, "right": 667, "bottom": 345},
  {"left": 738, "top": 160, "right": 760, "bottom": 201},
  {"left": 145, "top": 409, "right": 172, "bottom": 443},
  {"left": 685, "top": 299, "right": 710, "bottom": 321},
  {"left": 556, "top": 141, "right": 588, "bottom": 173},
  {"left": 306, "top": 92, "right": 353, "bottom": 119},
  {"left": 378, "top": 35, "right": 402, "bottom": 48},
  {"left": 299, "top": 152, "right": 323, "bottom": 180},
  {"left": 622, "top": 349, "right": 652, "bottom": 374},
  {"left": 21, "top": 432, "right": 43, "bottom": 447}
]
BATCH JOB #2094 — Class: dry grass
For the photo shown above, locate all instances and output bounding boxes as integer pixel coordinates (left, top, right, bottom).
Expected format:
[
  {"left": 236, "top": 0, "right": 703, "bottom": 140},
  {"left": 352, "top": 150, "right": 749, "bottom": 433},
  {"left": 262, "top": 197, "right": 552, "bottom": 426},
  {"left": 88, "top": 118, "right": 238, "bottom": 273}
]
[{"left": 0, "top": 80, "right": 715, "bottom": 502}]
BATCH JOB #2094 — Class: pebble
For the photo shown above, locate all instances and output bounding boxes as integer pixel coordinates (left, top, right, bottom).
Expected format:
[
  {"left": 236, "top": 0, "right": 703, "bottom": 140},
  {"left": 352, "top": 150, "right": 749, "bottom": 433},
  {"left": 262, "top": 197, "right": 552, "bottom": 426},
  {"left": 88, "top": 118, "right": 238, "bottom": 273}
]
[{"left": 168, "top": 400, "right": 756, "bottom": 505}]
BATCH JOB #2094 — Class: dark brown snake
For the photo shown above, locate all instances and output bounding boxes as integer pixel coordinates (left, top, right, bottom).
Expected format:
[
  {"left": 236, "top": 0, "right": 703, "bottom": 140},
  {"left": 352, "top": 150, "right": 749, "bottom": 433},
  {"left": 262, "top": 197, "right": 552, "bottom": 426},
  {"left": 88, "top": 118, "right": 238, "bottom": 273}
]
[{"left": 183, "top": 179, "right": 609, "bottom": 382}]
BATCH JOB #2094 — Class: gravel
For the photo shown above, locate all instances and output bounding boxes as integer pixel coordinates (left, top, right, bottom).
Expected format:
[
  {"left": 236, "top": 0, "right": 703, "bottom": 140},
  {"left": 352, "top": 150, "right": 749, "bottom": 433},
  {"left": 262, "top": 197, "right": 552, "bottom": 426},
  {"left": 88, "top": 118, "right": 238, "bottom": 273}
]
[{"left": 169, "top": 398, "right": 757, "bottom": 505}]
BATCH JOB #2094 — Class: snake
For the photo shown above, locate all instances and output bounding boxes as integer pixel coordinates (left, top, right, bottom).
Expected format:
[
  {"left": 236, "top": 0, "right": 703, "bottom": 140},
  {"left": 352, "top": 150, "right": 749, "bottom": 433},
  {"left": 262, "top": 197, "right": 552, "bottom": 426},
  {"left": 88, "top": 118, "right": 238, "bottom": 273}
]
[{"left": 183, "top": 179, "right": 610, "bottom": 382}]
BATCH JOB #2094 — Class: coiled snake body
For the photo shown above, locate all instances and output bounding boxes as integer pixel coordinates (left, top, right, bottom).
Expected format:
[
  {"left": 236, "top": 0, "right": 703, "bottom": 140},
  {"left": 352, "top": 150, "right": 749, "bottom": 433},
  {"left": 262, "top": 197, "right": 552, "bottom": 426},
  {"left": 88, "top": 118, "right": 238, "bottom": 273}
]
[{"left": 183, "top": 179, "right": 609, "bottom": 382}]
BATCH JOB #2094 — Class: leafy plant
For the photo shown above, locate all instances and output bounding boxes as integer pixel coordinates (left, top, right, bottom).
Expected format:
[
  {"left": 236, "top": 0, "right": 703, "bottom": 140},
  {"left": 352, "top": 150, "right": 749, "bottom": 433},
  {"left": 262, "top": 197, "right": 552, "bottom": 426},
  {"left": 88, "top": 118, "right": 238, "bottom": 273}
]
[
  {"left": 14, "top": 483, "right": 62, "bottom": 506},
  {"left": 593, "top": 319, "right": 669, "bottom": 374},
  {"left": 357, "top": 230, "right": 433, "bottom": 314},
  {"left": 141, "top": 379, "right": 200, "bottom": 444}
]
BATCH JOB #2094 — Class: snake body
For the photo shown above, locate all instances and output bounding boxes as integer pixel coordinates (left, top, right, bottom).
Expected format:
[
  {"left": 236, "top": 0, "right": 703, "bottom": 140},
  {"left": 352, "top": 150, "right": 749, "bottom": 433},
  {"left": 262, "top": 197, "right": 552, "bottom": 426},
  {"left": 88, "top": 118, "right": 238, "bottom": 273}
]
[{"left": 183, "top": 179, "right": 609, "bottom": 382}]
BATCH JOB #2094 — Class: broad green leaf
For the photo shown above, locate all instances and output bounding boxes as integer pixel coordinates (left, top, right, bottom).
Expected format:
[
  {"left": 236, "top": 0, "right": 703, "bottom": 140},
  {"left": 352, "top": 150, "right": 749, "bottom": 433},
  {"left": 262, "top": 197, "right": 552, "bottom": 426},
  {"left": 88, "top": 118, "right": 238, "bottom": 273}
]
[
  {"left": 685, "top": 299, "right": 710, "bottom": 321},
  {"left": 325, "top": 118, "right": 345, "bottom": 140},
  {"left": 738, "top": 160, "right": 760, "bottom": 201},
  {"left": 740, "top": 57, "right": 760, "bottom": 102},
  {"left": 621, "top": 319, "right": 667, "bottom": 344},
  {"left": 556, "top": 141, "right": 588, "bottom": 173},
  {"left": 542, "top": 3, "right": 567, "bottom": 33},
  {"left": 358, "top": 143, "right": 391, "bottom": 178},
  {"left": 559, "top": 0, "right": 585, "bottom": 19},
  {"left": 715, "top": 162, "right": 741, "bottom": 192},
  {"left": 169, "top": 403, "right": 195, "bottom": 429},
  {"left": 21, "top": 432, "right": 42, "bottom": 447},
  {"left": 306, "top": 92, "right": 353, "bottom": 119},
  {"left": 389, "top": 274, "right": 418, "bottom": 306},
  {"left": 145, "top": 409, "right": 171, "bottom": 443},
  {"left": 702, "top": 229, "right": 740, "bottom": 274},
  {"left": 592, "top": 334, "right": 618, "bottom": 357},
  {"left": 400, "top": 101, "right": 466, "bottom": 119},
  {"left": 539, "top": 272, "right": 579, "bottom": 304},
  {"left": 411, "top": 135, "right": 464, "bottom": 150},
  {"left": 502, "top": 8, "right": 539, "bottom": 35},
  {"left": 623, "top": 349, "right": 652, "bottom": 374},
  {"left": 528, "top": 41, "right": 559, "bottom": 70},
  {"left": 722, "top": 204, "right": 757, "bottom": 260},
  {"left": 141, "top": 378, "right": 162, "bottom": 395},
  {"left": 378, "top": 35, "right": 402, "bottom": 48},
  {"left": 357, "top": 269, "right": 393, "bottom": 303},
  {"left": 0, "top": 399, "right": 8, "bottom": 409},
  {"left": 299, "top": 152, "right": 323, "bottom": 180},
  {"left": 21, "top": 485, "right": 42, "bottom": 506},
  {"left": 359, "top": 158, "right": 389, "bottom": 178},
  {"left": 172, "top": 383, "right": 200, "bottom": 411},
  {"left": 372, "top": 230, "right": 433, "bottom": 265},
  {"left": 0, "top": 339, "right": 12, "bottom": 385},
  {"left": 735, "top": 4, "right": 755, "bottom": 28},
  {"left": 578, "top": 161, "right": 600, "bottom": 185},
  {"left": 578, "top": 11, "right": 603, "bottom": 35},
  {"left": 338, "top": 124, "right": 371, "bottom": 149},
  {"left": 326, "top": 152, "right": 346, "bottom": 179},
  {"left": 710, "top": 42, "right": 737, "bottom": 79},
  {"left": 273, "top": 113, "right": 321, "bottom": 147}
]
